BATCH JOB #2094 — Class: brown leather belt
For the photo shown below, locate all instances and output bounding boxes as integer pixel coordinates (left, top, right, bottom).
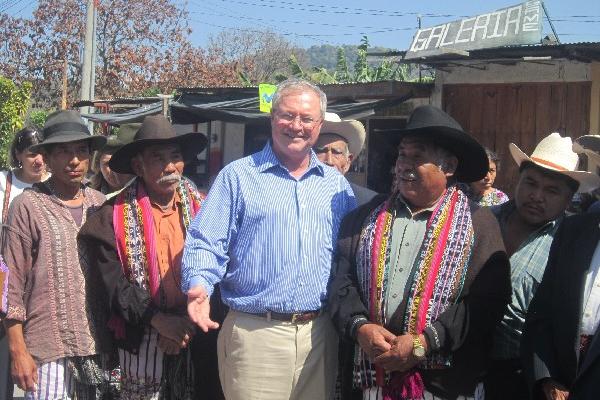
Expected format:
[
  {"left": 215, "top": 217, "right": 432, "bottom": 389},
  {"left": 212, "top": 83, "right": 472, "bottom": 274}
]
[{"left": 250, "top": 310, "right": 321, "bottom": 324}]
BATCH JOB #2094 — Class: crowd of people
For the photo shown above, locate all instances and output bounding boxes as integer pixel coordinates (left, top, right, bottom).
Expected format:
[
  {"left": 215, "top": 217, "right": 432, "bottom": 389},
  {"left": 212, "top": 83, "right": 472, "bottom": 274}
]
[{"left": 0, "top": 77, "right": 599, "bottom": 400}]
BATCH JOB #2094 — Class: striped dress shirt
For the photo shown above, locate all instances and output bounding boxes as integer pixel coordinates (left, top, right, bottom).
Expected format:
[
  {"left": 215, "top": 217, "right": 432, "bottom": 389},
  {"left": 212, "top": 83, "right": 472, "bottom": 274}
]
[{"left": 181, "top": 143, "right": 356, "bottom": 313}]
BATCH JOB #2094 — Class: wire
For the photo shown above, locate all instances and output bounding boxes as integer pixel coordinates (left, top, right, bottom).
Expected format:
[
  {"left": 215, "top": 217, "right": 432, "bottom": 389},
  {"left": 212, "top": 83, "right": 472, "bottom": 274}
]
[{"left": 191, "top": 9, "right": 412, "bottom": 31}]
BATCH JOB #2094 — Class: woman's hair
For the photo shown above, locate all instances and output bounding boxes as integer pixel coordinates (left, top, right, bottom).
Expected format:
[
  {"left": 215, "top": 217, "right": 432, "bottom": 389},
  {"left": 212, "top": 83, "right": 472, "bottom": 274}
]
[
  {"left": 485, "top": 147, "right": 501, "bottom": 170},
  {"left": 9, "top": 127, "right": 43, "bottom": 168}
]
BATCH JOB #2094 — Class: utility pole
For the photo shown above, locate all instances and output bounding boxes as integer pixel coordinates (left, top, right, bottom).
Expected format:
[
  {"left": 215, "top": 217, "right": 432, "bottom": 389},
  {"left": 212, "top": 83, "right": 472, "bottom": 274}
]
[
  {"left": 80, "top": 0, "right": 97, "bottom": 127},
  {"left": 61, "top": 58, "right": 68, "bottom": 109},
  {"left": 417, "top": 15, "right": 422, "bottom": 82}
]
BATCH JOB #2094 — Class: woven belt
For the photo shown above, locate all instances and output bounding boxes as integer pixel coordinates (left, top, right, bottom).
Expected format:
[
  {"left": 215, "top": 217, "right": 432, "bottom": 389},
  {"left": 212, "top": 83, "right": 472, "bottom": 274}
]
[{"left": 249, "top": 310, "right": 321, "bottom": 323}]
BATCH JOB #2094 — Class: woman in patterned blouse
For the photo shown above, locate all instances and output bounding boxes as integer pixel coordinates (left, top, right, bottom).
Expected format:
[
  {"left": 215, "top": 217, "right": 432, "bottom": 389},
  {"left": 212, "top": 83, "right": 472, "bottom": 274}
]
[{"left": 467, "top": 148, "right": 509, "bottom": 207}]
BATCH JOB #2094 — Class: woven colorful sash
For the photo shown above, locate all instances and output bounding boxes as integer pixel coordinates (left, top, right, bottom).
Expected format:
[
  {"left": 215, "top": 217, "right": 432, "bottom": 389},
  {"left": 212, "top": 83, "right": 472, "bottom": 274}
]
[
  {"left": 109, "top": 177, "right": 203, "bottom": 338},
  {"left": 354, "top": 185, "right": 474, "bottom": 399}
]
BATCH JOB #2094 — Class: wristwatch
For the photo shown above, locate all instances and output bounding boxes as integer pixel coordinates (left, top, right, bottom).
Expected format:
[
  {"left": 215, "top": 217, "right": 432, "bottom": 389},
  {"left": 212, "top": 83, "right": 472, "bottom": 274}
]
[{"left": 412, "top": 335, "right": 426, "bottom": 359}]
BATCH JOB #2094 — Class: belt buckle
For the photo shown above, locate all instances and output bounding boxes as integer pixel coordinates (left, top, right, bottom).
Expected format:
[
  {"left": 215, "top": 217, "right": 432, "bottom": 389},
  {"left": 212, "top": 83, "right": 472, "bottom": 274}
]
[{"left": 291, "top": 313, "right": 301, "bottom": 324}]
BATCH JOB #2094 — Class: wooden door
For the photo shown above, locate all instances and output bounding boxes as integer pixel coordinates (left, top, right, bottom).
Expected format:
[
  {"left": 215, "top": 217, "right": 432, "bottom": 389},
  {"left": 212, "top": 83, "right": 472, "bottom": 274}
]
[{"left": 443, "top": 82, "right": 591, "bottom": 194}]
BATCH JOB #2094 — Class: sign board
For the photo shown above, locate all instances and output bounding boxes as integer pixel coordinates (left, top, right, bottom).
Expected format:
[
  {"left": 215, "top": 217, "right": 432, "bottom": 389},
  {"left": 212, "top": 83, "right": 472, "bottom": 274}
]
[
  {"left": 405, "top": 1, "right": 543, "bottom": 59},
  {"left": 259, "top": 83, "right": 277, "bottom": 113}
]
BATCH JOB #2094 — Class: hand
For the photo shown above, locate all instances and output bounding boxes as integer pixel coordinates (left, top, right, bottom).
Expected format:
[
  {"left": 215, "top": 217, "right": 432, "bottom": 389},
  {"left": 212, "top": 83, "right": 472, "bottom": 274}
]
[
  {"left": 150, "top": 313, "right": 196, "bottom": 348},
  {"left": 541, "top": 379, "right": 569, "bottom": 400},
  {"left": 356, "top": 323, "right": 396, "bottom": 360},
  {"left": 158, "top": 335, "right": 182, "bottom": 355},
  {"left": 373, "top": 333, "right": 425, "bottom": 372},
  {"left": 11, "top": 350, "right": 38, "bottom": 392},
  {"left": 187, "top": 285, "right": 220, "bottom": 333}
]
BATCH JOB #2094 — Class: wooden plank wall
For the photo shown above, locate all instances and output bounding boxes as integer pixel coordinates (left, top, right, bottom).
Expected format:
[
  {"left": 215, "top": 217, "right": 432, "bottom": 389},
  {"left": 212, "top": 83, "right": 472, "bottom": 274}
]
[{"left": 443, "top": 82, "right": 591, "bottom": 194}]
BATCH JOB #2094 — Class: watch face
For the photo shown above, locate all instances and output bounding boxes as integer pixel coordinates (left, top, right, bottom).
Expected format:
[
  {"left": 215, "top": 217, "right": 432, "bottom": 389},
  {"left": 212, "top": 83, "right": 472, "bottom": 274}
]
[{"left": 413, "top": 346, "right": 426, "bottom": 358}]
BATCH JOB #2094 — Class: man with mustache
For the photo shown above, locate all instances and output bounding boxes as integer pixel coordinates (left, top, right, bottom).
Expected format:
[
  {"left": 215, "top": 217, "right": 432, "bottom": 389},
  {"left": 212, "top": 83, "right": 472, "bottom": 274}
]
[
  {"left": 78, "top": 115, "right": 224, "bottom": 399},
  {"left": 485, "top": 133, "right": 600, "bottom": 400},
  {"left": 329, "top": 105, "right": 511, "bottom": 400}
]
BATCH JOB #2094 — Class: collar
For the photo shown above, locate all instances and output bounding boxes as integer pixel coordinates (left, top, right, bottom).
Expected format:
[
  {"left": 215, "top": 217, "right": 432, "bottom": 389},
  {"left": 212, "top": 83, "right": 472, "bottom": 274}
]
[
  {"left": 394, "top": 192, "right": 443, "bottom": 218},
  {"left": 255, "top": 142, "right": 324, "bottom": 177}
]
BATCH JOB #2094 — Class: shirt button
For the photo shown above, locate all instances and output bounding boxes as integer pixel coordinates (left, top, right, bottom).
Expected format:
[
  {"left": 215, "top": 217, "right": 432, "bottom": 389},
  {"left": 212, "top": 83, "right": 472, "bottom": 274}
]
[
  {"left": 399, "top": 268, "right": 404, "bottom": 272},
  {"left": 405, "top": 242, "right": 410, "bottom": 247},
  {"left": 392, "top": 293, "right": 398, "bottom": 298}
]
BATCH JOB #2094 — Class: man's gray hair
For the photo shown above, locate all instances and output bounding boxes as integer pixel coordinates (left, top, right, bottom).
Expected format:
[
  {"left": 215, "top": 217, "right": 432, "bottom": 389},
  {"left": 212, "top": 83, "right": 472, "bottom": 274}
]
[{"left": 271, "top": 78, "right": 327, "bottom": 118}]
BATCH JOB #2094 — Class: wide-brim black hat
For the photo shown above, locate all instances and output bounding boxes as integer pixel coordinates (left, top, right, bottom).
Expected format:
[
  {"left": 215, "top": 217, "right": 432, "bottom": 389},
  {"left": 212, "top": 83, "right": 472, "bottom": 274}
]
[
  {"left": 109, "top": 115, "right": 208, "bottom": 174},
  {"left": 30, "top": 110, "right": 106, "bottom": 153},
  {"left": 383, "top": 105, "right": 488, "bottom": 183}
]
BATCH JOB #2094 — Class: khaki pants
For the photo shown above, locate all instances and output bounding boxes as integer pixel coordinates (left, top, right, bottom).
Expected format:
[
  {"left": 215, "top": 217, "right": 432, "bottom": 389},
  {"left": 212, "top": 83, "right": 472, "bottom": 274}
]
[{"left": 218, "top": 310, "right": 338, "bottom": 400}]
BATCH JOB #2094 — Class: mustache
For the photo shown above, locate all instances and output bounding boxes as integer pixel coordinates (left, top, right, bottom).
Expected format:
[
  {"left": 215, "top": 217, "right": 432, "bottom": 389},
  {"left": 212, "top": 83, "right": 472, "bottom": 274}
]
[{"left": 156, "top": 173, "right": 182, "bottom": 184}]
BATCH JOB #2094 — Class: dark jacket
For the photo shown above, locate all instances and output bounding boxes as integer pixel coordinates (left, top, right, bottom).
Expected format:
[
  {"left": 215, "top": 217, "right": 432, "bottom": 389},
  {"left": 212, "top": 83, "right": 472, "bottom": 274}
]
[
  {"left": 78, "top": 198, "right": 226, "bottom": 352},
  {"left": 521, "top": 213, "right": 600, "bottom": 400},
  {"left": 328, "top": 194, "right": 511, "bottom": 399}
]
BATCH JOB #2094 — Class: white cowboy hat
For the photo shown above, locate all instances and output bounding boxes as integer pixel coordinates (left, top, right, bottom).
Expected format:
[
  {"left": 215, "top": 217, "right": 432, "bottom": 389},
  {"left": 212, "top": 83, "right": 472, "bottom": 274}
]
[
  {"left": 320, "top": 112, "right": 366, "bottom": 157},
  {"left": 509, "top": 132, "right": 600, "bottom": 193}
]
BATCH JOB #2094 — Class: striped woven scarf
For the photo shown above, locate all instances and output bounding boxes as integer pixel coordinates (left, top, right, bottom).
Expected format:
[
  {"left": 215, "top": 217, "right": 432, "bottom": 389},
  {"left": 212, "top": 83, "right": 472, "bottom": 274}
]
[
  {"left": 113, "top": 177, "right": 203, "bottom": 308},
  {"left": 354, "top": 185, "right": 474, "bottom": 398}
]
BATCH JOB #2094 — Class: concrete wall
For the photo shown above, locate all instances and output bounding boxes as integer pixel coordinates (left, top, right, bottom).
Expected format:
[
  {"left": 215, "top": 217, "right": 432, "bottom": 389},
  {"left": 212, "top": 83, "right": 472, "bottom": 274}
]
[
  {"left": 222, "top": 122, "right": 245, "bottom": 166},
  {"left": 431, "top": 59, "right": 592, "bottom": 107}
]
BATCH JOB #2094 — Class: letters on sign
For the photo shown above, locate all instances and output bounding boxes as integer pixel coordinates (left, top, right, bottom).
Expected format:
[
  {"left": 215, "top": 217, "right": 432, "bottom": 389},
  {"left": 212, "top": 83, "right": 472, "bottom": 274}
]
[{"left": 405, "top": 1, "right": 542, "bottom": 59}]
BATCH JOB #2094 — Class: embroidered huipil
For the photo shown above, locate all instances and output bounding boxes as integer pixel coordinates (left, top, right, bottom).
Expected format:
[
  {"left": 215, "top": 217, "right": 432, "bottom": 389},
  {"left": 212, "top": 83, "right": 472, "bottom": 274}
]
[
  {"left": 491, "top": 200, "right": 561, "bottom": 360},
  {"left": 181, "top": 143, "right": 356, "bottom": 313},
  {"left": 2, "top": 184, "right": 110, "bottom": 364}
]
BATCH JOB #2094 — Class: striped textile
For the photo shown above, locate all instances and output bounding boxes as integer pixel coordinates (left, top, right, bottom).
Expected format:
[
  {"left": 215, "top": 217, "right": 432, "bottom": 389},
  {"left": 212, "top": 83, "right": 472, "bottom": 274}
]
[
  {"left": 181, "top": 143, "right": 356, "bottom": 313},
  {"left": 24, "top": 358, "right": 97, "bottom": 400},
  {"left": 362, "top": 383, "right": 484, "bottom": 400},
  {"left": 119, "top": 327, "right": 193, "bottom": 400}
]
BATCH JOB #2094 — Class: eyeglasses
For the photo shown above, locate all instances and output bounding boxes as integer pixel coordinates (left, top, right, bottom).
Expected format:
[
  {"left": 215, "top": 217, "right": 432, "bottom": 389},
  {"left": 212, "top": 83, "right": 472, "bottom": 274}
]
[{"left": 275, "top": 112, "right": 321, "bottom": 129}]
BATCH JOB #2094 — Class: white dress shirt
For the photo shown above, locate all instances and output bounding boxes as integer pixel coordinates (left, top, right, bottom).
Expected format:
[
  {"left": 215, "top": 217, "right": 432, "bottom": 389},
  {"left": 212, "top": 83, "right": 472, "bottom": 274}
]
[{"left": 581, "top": 240, "right": 600, "bottom": 335}]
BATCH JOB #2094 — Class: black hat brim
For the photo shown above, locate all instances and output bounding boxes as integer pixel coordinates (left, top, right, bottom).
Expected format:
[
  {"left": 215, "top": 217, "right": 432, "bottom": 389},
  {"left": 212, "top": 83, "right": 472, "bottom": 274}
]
[
  {"left": 385, "top": 125, "right": 489, "bottom": 183},
  {"left": 29, "top": 133, "right": 107, "bottom": 154},
  {"left": 109, "top": 132, "right": 208, "bottom": 174}
]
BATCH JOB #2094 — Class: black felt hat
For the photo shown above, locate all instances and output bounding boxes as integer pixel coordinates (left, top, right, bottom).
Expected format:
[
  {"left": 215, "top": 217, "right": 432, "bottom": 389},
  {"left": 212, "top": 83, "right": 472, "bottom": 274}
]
[
  {"left": 29, "top": 110, "right": 106, "bottom": 153},
  {"left": 109, "top": 115, "right": 208, "bottom": 174},
  {"left": 384, "top": 105, "right": 488, "bottom": 183}
]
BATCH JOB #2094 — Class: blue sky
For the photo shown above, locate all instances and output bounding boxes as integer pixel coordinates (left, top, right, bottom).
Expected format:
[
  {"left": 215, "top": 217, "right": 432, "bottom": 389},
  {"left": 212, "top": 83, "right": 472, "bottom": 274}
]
[{"left": 5, "top": 0, "right": 600, "bottom": 49}]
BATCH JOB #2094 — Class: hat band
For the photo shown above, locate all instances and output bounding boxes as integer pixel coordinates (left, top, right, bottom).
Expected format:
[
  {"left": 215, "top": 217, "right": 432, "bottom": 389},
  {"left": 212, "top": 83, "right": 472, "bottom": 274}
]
[
  {"left": 44, "top": 122, "right": 90, "bottom": 137},
  {"left": 530, "top": 157, "right": 569, "bottom": 171}
]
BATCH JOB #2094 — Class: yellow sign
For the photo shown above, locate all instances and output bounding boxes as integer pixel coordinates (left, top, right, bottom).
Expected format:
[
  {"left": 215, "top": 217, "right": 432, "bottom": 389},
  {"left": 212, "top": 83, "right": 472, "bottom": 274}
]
[{"left": 259, "top": 83, "right": 277, "bottom": 113}]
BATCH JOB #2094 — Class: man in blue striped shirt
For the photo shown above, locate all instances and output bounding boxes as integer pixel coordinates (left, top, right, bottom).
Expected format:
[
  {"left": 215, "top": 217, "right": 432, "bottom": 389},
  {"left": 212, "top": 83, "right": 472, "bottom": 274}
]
[{"left": 182, "top": 78, "right": 356, "bottom": 400}]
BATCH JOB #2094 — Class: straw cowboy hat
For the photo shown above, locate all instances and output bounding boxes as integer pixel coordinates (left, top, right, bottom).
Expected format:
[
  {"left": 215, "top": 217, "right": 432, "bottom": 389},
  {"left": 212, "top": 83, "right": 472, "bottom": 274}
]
[
  {"left": 29, "top": 110, "right": 106, "bottom": 153},
  {"left": 320, "top": 112, "right": 366, "bottom": 156},
  {"left": 509, "top": 132, "right": 600, "bottom": 193},
  {"left": 384, "top": 105, "right": 488, "bottom": 183},
  {"left": 109, "top": 115, "right": 208, "bottom": 174}
]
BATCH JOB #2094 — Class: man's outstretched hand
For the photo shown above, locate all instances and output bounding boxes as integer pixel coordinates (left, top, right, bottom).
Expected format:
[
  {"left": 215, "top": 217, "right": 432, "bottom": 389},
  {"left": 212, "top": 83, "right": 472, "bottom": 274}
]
[{"left": 187, "top": 285, "right": 220, "bottom": 332}]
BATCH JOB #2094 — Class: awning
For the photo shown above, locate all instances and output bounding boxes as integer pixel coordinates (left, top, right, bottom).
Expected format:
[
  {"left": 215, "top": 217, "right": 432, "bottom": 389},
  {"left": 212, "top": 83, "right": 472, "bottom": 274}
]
[{"left": 82, "top": 91, "right": 413, "bottom": 126}]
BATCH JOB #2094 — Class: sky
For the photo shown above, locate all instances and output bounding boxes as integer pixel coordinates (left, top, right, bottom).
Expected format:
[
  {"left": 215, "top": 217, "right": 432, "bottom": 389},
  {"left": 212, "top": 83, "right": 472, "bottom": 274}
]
[{"left": 3, "top": 0, "right": 600, "bottom": 50}]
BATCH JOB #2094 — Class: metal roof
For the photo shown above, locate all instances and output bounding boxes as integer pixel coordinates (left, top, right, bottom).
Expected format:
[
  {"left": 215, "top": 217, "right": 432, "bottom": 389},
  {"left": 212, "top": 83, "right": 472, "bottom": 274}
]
[{"left": 369, "top": 42, "right": 600, "bottom": 65}]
